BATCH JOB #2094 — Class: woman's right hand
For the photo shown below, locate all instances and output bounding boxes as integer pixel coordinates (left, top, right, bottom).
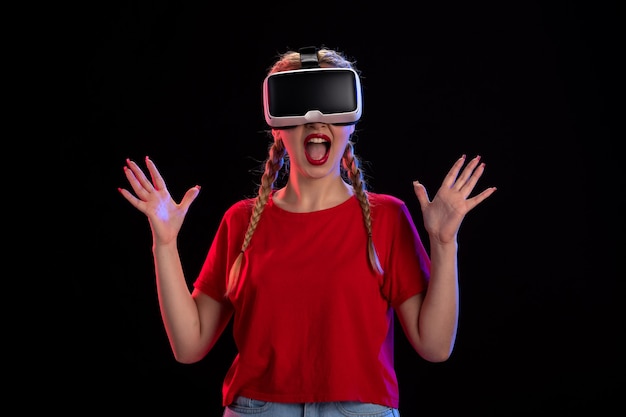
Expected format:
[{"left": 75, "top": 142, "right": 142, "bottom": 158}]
[{"left": 119, "top": 156, "right": 201, "bottom": 246}]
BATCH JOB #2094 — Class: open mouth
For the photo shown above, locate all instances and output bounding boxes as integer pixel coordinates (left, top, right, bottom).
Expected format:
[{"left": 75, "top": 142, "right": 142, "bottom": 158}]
[{"left": 304, "top": 136, "right": 330, "bottom": 165}]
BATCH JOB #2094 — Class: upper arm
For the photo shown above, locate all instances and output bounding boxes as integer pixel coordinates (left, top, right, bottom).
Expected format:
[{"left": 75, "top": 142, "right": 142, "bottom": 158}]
[
  {"left": 395, "top": 292, "right": 424, "bottom": 353},
  {"left": 192, "top": 288, "right": 234, "bottom": 355}
]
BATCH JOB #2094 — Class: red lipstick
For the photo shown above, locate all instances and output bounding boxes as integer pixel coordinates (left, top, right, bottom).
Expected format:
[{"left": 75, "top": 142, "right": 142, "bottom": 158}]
[{"left": 304, "top": 134, "right": 331, "bottom": 165}]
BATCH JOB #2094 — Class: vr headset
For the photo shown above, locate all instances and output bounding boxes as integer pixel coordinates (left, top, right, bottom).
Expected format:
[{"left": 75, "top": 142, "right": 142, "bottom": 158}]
[{"left": 263, "top": 47, "right": 363, "bottom": 128}]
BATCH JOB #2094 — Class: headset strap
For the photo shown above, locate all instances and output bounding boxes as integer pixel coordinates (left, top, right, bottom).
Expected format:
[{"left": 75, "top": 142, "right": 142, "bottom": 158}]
[{"left": 299, "top": 46, "right": 320, "bottom": 68}]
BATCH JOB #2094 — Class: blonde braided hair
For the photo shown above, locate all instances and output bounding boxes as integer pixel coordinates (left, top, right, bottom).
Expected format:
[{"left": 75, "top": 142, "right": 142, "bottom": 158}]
[
  {"left": 342, "top": 140, "right": 383, "bottom": 275},
  {"left": 227, "top": 139, "right": 286, "bottom": 295}
]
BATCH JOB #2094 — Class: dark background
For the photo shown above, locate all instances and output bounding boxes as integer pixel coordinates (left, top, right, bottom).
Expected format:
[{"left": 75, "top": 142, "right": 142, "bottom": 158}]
[{"left": 56, "top": 1, "right": 622, "bottom": 414}]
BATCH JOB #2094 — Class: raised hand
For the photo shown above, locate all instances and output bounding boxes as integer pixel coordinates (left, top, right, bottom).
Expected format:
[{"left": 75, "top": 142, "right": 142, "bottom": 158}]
[
  {"left": 413, "top": 155, "right": 496, "bottom": 245},
  {"left": 118, "top": 157, "right": 201, "bottom": 246}
]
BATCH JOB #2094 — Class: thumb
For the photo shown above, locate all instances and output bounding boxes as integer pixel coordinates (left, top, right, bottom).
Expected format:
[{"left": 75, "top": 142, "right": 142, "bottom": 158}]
[
  {"left": 180, "top": 185, "right": 201, "bottom": 210},
  {"left": 413, "top": 181, "right": 430, "bottom": 208}
]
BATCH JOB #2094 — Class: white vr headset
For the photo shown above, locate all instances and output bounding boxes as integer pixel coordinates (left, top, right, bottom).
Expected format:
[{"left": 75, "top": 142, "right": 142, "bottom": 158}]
[{"left": 262, "top": 47, "right": 363, "bottom": 128}]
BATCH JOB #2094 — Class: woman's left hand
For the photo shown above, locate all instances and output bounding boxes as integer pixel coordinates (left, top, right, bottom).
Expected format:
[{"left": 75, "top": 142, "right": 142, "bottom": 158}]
[{"left": 413, "top": 154, "right": 496, "bottom": 245}]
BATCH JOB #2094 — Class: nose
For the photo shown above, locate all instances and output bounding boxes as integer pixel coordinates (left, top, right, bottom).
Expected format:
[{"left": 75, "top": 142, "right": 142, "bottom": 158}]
[{"left": 304, "top": 121, "right": 328, "bottom": 128}]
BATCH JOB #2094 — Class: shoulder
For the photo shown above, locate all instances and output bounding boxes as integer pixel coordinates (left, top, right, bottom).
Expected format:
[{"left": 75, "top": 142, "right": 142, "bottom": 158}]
[
  {"left": 367, "top": 192, "right": 415, "bottom": 227},
  {"left": 367, "top": 192, "right": 407, "bottom": 211},
  {"left": 222, "top": 197, "right": 256, "bottom": 223}
]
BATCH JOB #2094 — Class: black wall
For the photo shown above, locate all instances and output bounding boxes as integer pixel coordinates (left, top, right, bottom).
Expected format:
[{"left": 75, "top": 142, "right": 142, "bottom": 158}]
[{"left": 58, "top": 1, "right": 621, "bottom": 414}]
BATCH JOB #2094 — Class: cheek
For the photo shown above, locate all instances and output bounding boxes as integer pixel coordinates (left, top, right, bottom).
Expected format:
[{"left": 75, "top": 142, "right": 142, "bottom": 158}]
[
  {"left": 275, "top": 127, "right": 304, "bottom": 153},
  {"left": 331, "top": 125, "right": 355, "bottom": 144},
  {"left": 333, "top": 124, "right": 355, "bottom": 136}
]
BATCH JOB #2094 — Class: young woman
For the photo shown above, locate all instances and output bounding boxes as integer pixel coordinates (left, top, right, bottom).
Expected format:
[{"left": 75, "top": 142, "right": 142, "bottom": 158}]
[{"left": 119, "top": 47, "right": 496, "bottom": 416}]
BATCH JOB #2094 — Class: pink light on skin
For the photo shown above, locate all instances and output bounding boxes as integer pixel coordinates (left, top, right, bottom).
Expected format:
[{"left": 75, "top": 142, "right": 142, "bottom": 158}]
[{"left": 304, "top": 133, "right": 331, "bottom": 165}]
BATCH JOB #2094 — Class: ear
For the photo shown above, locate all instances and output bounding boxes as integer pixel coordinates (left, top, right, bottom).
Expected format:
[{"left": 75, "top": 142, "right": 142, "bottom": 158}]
[{"left": 271, "top": 128, "right": 281, "bottom": 141}]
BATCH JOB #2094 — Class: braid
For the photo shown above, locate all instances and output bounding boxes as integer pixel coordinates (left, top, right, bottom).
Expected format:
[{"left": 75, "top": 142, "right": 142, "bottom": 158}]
[
  {"left": 343, "top": 141, "right": 384, "bottom": 275},
  {"left": 226, "top": 139, "right": 286, "bottom": 296}
]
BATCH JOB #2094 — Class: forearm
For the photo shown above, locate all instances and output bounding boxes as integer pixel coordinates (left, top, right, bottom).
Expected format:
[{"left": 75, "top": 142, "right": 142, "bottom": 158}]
[
  {"left": 153, "top": 241, "right": 204, "bottom": 362},
  {"left": 418, "top": 240, "right": 459, "bottom": 360}
]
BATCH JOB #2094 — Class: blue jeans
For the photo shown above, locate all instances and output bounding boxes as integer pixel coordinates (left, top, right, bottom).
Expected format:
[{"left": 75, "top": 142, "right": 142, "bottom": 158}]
[{"left": 223, "top": 396, "right": 400, "bottom": 416}]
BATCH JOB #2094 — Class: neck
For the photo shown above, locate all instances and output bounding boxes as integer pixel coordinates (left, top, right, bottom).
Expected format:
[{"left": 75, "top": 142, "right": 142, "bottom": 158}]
[{"left": 274, "top": 177, "right": 353, "bottom": 212}]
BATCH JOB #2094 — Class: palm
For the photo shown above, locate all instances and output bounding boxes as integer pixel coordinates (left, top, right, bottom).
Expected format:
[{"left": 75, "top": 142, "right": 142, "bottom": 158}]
[
  {"left": 414, "top": 155, "right": 496, "bottom": 244},
  {"left": 119, "top": 157, "right": 200, "bottom": 245}
]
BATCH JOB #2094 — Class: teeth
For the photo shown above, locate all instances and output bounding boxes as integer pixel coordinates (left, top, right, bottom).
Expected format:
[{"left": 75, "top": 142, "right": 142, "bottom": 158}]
[{"left": 308, "top": 138, "right": 328, "bottom": 144}]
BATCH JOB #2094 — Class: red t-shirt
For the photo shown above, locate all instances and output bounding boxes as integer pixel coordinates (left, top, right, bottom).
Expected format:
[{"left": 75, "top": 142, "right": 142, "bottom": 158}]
[{"left": 193, "top": 192, "right": 430, "bottom": 408}]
